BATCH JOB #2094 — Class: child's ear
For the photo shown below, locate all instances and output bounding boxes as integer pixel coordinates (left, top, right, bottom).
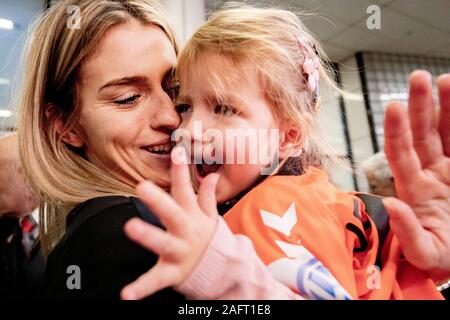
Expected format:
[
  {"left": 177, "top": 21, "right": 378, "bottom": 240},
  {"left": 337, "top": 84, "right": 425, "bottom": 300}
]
[
  {"left": 279, "top": 123, "right": 304, "bottom": 160},
  {"left": 45, "top": 104, "right": 84, "bottom": 148}
]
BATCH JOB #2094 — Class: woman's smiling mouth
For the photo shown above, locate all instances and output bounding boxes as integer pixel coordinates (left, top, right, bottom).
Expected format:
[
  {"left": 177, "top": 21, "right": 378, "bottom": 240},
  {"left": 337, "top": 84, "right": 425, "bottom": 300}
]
[{"left": 141, "top": 141, "right": 175, "bottom": 155}]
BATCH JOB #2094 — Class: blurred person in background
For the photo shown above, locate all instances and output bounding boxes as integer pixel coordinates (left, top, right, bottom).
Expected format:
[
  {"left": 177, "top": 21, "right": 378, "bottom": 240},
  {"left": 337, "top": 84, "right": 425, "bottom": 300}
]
[
  {"left": 362, "top": 152, "right": 396, "bottom": 198},
  {"left": 0, "top": 133, "right": 42, "bottom": 299}
]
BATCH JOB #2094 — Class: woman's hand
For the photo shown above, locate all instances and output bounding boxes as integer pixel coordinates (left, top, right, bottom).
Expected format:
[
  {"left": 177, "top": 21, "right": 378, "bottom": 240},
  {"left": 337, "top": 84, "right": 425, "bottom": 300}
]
[
  {"left": 121, "top": 147, "right": 220, "bottom": 300},
  {"left": 383, "top": 71, "right": 450, "bottom": 280}
]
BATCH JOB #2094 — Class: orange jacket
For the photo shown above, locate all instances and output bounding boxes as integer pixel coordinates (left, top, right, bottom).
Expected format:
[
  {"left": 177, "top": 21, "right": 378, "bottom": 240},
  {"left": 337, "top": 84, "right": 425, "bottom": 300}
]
[{"left": 224, "top": 168, "right": 443, "bottom": 300}]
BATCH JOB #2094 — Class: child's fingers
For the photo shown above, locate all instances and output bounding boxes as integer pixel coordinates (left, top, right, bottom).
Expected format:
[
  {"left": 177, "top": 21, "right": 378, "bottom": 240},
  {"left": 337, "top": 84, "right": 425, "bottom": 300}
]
[
  {"left": 170, "top": 146, "right": 198, "bottom": 209},
  {"left": 136, "top": 181, "right": 188, "bottom": 233},
  {"left": 121, "top": 264, "right": 175, "bottom": 300},
  {"left": 408, "top": 71, "right": 443, "bottom": 167},
  {"left": 437, "top": 73, "right": 450, "bottom": 157},
  {"left": 124, "top": 218, "right": 184, "bottom": 257},
  {"left": 383, "top": 197, "right": 438, "bottom": 270},
  {"left": 384, "top": 101, "right": 422, "bottom": 187},
  {"left": 198, "top": 173, "right": 220, "bottom": 217}
]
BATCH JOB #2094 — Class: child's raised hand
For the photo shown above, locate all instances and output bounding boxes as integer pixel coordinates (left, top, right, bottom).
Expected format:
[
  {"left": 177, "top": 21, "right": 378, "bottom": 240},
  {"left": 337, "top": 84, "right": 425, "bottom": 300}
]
[
  {"left": 383, "top": 71, "right": 450, "bottom": 280},
  {"left": 121, "top": 147, "right": 220, "bottom": 300}
]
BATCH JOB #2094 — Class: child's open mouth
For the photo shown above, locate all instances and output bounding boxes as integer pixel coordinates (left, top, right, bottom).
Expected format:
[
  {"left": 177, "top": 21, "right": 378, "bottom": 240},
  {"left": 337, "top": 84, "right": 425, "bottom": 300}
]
[{"left": 196, "top": 162, "right": 222, "bottom": 178}]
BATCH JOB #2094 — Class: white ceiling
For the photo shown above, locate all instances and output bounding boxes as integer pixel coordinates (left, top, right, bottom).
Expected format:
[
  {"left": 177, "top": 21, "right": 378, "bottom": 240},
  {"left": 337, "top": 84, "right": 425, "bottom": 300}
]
[
  {"left": 205, "top": 0, "right": 450, "bottom": 62},
  {"left": 0, "top": 0, "right": 448, "bottom": 117},
  {"left": 0, "top": 0, "right": 44, "bottom": 122}
]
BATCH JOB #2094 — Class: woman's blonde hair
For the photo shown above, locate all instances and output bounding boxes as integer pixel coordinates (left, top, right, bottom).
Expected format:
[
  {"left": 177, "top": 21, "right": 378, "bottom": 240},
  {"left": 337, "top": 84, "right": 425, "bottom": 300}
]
[
  {"left": 177, "top": 3, "right": 341, "bottom": 171},
  {"left": 17, "top": 0, "right": 178, "bottom": 254}
]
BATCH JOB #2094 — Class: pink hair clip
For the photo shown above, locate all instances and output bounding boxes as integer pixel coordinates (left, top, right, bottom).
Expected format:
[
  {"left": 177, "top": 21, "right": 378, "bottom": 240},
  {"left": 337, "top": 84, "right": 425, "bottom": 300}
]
[{"left": 296, "top": 36, "right": 320, "bottom": 98}]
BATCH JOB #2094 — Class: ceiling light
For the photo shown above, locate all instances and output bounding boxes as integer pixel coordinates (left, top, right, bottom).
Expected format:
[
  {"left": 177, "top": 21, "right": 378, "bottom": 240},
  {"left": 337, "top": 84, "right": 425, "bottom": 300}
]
[
  {"left": 0, "top": 18, "right": 14, "bottom": 30},
  {"left": 342, "top": 91, "right": 364, "bottom": 102},
  {"left": 0, "top": 78, "right": 11, "bottom": 85},
  {"left": 380, "top": 93, "right": 408, "bottom": 101},
  {"left": 0, "top": 109, "right": 12, "bottom": 118}
]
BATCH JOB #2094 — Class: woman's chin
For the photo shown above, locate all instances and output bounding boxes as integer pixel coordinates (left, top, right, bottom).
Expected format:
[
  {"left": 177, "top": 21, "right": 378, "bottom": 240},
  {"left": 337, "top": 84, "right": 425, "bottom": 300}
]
[{"left": 134, "top": 149, "right": 172, "bottom": 184}]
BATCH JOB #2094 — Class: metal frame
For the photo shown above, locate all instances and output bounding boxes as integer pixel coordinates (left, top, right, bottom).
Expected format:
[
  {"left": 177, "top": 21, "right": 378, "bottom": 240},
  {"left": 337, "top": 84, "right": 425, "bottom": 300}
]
[
  {"left": 355, "top": 52, "right": 379, "bottom": 154},
  {"left": 333, "top": 62, "right": 359, "bottom": 191}
]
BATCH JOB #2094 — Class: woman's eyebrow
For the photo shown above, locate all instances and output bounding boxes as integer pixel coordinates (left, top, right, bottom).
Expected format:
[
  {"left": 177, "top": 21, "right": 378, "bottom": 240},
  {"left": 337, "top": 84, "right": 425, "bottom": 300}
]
[{"left": 98, "top": 76, "right": 148, "bottom": 93}]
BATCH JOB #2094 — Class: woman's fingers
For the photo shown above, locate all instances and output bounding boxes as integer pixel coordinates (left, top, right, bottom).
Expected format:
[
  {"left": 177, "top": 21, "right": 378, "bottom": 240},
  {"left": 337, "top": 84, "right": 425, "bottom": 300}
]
[
  {"left": 136, "top": 181, "right": 188, "bottom": 232},
  {"left": 121, "top": 263, "right": 177, "bottom": 300},
  {"left": 408, "top": 70, "right": 443, "bottom": 167},
  {"left": 384, "top": 101, "right": 422, "bottom": 186},
  {"left": 170, "top": 146, "right": 198, "bottom": 209},
  {"left": 437, "top": 74, "right": 450, "bottom": 157},
  {"left": 383, "top": 198, "right": 438, "bottom": 271},
  {"left": 124, "top": 218, "right": 183, "bottom": 256},
  {"left": 198, "top": 173, "right": 220, "bottom": 217}
]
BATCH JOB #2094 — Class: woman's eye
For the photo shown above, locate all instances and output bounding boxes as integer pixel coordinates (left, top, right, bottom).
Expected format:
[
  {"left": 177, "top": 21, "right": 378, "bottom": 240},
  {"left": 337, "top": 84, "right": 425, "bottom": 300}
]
[
  {"left": 175, "top": 103, "right": 191, "bottom": 114},
  {"left": 214, "top": 104, "right": 238, "bottom": 116},
  {"left": 114, "top": 94, "right": 141, "bottom": 106}
]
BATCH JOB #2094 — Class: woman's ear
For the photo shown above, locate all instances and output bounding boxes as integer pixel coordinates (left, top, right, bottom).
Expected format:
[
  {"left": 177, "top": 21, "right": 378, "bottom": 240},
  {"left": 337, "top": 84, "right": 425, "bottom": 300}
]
[
  {"left": 279, "top": 122, "right": 304, "bottom": 160},
  {"left": 45, "top": 104, "right": 84, "bottom": 148}
]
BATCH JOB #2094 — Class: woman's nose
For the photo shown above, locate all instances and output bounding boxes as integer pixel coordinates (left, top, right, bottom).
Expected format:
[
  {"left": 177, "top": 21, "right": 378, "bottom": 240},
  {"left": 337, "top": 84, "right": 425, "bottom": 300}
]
[{"left": 150, "top": 91, "right": 180, "bottom": 131}]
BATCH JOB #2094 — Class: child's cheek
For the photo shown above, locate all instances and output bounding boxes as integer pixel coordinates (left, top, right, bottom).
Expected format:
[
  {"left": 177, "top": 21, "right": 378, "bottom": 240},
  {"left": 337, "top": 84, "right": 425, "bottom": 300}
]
[
  {"left": 213, "top": 163, "right": 258, "bottom": 204},
  {"left": 231, "top": 164, "right": 262, "bottom": 182},
  {"left": 221, "top": 131, "right": 276, "bottom": 166},
  {"left": 214, "top": 169, "right": 236, "bottom": 204}
]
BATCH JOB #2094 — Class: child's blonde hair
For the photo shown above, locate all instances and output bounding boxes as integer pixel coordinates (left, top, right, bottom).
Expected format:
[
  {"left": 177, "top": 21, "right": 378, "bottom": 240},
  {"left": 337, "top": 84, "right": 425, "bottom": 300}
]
[{"left": 177, "top": 4, "right": 341, "bottom": 170}]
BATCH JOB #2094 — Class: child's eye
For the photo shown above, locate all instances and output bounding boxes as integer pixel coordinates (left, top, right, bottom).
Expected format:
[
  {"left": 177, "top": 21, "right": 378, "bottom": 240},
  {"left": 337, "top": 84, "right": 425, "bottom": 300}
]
[
  {"left": 214, "top": 104, "right": 239, "bottom": 116},
  {"left": 175, "top": 103, "right": 192, "bottom": 114},
  {"left": 114, "top": 94, "right": 141, "bottom": 106}
]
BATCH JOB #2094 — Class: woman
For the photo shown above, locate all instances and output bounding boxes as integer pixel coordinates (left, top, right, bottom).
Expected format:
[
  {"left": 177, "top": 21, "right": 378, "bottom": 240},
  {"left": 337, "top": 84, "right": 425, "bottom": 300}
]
[
  {"left": 17, "top": 0, "right": 183, "bottom": 300},
  {"left": 17, "top": 0, "right": 295, "bottom": 300}
]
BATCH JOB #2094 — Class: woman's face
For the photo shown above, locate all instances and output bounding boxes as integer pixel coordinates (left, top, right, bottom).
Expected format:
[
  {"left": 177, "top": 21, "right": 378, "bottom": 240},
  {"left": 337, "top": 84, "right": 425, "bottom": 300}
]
[{"left": 75, "top": 20, "right": 179, "bottom": 186}]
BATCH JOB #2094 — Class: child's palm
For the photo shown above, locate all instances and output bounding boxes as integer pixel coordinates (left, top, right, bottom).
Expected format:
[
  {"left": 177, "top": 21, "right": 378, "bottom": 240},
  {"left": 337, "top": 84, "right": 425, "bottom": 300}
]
[{"left": 383, "top": 71, "right": 450, "bottom": 280}]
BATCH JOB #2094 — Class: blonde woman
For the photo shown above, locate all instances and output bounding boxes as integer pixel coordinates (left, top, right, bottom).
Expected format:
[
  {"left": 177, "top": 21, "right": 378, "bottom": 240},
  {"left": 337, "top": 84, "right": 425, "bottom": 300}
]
[
  {"left": 16, "top": 0, "right": 184, "bottom": 300},
  {"left": 16, "top": 0, "right": 299, "bottom": 300}
]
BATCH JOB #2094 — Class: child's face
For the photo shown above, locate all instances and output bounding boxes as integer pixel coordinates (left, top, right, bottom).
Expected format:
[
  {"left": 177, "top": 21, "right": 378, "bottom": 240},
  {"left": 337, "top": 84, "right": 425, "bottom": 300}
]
[{"left": 176, "top": 54, "right": 283, "bottom": 204}]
